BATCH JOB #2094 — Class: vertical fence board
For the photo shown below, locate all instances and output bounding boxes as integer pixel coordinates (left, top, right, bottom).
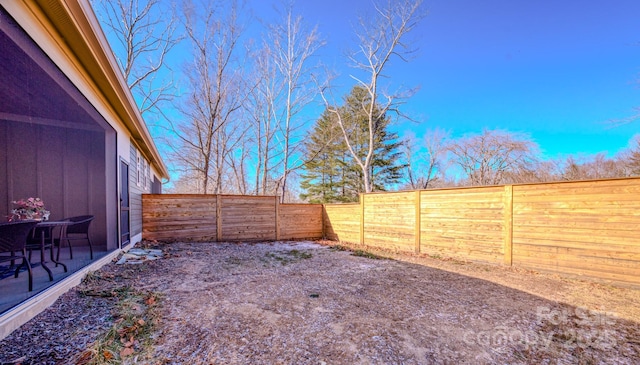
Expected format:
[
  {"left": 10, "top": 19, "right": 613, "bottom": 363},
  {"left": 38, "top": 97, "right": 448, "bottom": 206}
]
[
  {"left": 216, "top": 194, "right": 222, "bottom": 241},
  {"left": 275, "top": 196, "right": 280, "bottom": 240},
  {"left": 415, "top": 190, "right": 421, "bottom": 254},
  {"left": 359, "top": 194, "right": 365, "bottom": 245},
  {"left": 503, "top": 185, "right": 513, "bottom": 266}
]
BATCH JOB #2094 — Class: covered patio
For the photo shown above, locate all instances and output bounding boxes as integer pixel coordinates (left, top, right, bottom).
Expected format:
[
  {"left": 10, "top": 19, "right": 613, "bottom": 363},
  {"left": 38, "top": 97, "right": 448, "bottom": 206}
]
[{"left": 0, "top": 6, "right": 119, "bottom": 314}]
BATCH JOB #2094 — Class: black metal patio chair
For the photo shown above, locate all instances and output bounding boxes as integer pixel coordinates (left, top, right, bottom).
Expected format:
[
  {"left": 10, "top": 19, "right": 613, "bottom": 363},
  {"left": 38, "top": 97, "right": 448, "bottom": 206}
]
[
  {"left": 0, "top": 221, "right": 38, "bottom": 291},
  {"left": 57, "top": 215, "right": 94, "bottom": 261}
]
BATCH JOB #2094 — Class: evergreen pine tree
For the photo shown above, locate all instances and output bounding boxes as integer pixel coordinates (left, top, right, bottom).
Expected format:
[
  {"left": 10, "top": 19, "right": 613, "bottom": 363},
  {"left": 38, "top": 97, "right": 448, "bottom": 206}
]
[
  {"left": 299, "top": 111, "right": 345, "bottom": 203},
  {"left": 300, "top": 86, "right": 405, "bottom": 202}
]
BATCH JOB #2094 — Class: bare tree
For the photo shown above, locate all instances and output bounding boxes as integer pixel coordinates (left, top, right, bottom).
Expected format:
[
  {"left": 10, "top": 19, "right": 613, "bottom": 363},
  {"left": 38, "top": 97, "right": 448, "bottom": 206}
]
[
  {"left": 268, "top": 2, "right": 324, "bottom": 202},
  {"left": 243, "top": 2, "right": 323, "bottom": 200},
  {"left": 227, "top": 136, "right": 251, "bottom": 194},
  {"left": 168, "top": 0, "right": 246, "bottom": 194},
  {"left": 402, "top": 128, "right": 449, "bottom": 189},
  {"left": 587, "top": 153, "right": 627, "bottom": 178},
  {"left": 561, "top": 155, "right": 590, "bottom": 181},
  {"left": 448, "top": 129, "right": 539, "bottom": 186},
  {"left": 92, "top": 0, "right": 179, "bottom": 116},
  {"left": 246, "top": 45, "right": 282, "bottom": 195},
  {"left": 319, "top": 0, "right": 425, "bottom": 193},
  {"left": 400, "top": 131, "right": 421, "bottom": 190},
  {"left": 626, "top": 135, "right": 640, "bottom": 175},
  {"left": 613, "top": 134, "right": 640, "bottom": 177},
  {"left": 503, "top": 158, "right": 563, "bottom": 184},
  {"left": 560, "top": 151, "right": 631, "bottom": 181}
]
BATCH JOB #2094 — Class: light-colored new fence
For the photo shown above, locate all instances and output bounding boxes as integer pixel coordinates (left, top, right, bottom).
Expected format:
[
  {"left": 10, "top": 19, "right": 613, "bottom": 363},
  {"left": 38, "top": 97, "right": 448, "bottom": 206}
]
[
  {"left": 142, "top": 177, "right": 640, "bottom": 287},
  {"left": 142, "top": 194, "right": 322, "bottom": 242},
  {"left": 324, "top": 177, "right": 640, "bottom": 287}
]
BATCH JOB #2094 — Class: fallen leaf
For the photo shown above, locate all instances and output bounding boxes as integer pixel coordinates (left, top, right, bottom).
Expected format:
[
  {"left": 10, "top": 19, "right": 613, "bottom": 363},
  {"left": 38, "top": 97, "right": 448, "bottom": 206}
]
[
  {"left": 121, "top": 334, "right": 135, "bottom": 347},
  {"left": 118, "top": 325, "right": 138, "bottom": 337},
  {"left": 103, "top": 350, "right": 114, "bottom": 360},
  {"left": 74, "top": 351, "right": 92, "bottom": 365},
  {"left": 145, "top": 296, "right": 156, "bottom": 305},
  {"left": 138, "top": 319, "right": 146, "bottom": 325},
  {"left": 120, "top": 347, "right": 134, "bottom": 357}
]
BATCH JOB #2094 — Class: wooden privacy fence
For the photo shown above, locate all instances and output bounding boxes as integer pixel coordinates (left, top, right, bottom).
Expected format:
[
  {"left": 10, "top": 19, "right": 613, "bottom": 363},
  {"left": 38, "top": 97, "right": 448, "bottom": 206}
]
[
  {"left": 324, "top": 177, "right": 640, "bottom": 287},
  {"left": 142, "top": 178, "right": 640, "bottom": 287},
  {"left": 142, "top": 194, "right": 323, "bottom": 242}
]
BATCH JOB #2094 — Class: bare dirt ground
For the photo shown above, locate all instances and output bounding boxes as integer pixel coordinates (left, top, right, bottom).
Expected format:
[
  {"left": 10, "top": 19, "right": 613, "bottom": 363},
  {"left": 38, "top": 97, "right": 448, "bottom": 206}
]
[{"left": 0, "top": 240, "right": 638, "bottom": 364}]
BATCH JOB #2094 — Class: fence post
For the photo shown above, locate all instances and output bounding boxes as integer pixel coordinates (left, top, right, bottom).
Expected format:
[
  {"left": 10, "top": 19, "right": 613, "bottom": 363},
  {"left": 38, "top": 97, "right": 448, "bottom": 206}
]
[
  {"left": 503, "top": 185, "right": 513, "bottom": 266},
  {"left": 275, "top": 196, "right": 280, "bottom": 240},
  {"left": 321, "top": 204, "right": 326, "bottom": 240},
  {"left": 216, "top": 194, "right": 222, "bottom": 242},
  {"left": 415, "top": 190, "right": 421, "bottom": 254},
  {"left": 359, "top": 193, "right": 365, "bottom": 245}
]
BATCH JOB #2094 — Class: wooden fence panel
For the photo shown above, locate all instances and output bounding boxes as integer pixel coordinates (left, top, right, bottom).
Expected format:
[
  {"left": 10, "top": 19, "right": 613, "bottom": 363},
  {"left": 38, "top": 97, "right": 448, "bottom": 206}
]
[
  {"left": 143, "top": 177, "right": 640, "bottom": 287},
  {"left": 419, "top": 186, "right": 506, "bottom": 264},
  {"left": 363, "top": 192, "right": 416, "bottom": 252},
  {"left": 143, "top": 195, "right": 324, "bottom": 242},
  {"left": 512, "top": 179, "right": 640, "bottom": 286},
  {"left": 323, "top": 204, "right": 361, "bottom": 243},
  {"left": 221, "top": 195, "right": 276, "bottom": 241},
  {"left": 142, "top": 194, "right": 217, "bottom": 241},
  {"left": 279, "top": 204, "right": 323, "bottom": 240}
]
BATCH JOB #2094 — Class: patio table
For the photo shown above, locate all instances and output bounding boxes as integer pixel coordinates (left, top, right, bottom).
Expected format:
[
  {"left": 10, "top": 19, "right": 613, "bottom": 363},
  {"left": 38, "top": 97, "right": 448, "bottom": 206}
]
[{"left": 33, "top": 220, "right": 69, "bottom": 281}]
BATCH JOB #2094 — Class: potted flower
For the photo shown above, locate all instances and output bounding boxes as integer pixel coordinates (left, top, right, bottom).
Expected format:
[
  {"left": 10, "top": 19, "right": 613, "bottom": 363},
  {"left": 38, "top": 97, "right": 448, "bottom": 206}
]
[{"left": 10, "top": 197, "right": 50, "bottom": 221}]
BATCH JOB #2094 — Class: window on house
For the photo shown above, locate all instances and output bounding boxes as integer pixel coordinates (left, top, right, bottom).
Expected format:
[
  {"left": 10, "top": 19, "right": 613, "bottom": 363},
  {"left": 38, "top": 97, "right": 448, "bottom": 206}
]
[
  {"left": 143, "top": 159, "right": 148, "bottom": 191},
  {"left": 136, "top": 153, "right": 142, "bottom": 187},
  {"left": 146, "top": 163, "right": 151, "bottom": 191}
]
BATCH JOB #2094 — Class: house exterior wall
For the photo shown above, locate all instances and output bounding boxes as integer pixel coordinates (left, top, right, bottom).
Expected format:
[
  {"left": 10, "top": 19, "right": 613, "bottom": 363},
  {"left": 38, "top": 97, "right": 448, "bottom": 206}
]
[
  {"left": 1, "top": 3, "right": 117, "bottom": 249},
  {"left": 1, "top": 1, "right": 167, "bottom": 247},
  {"left": 0, "top": 122, "right": 110, "bottom": 247},
  {"left": 129, "top": 143, "right": 153, "bottom": 239},
  {"left": 0, "top": 0, "right": 169, "bottom": 340}
]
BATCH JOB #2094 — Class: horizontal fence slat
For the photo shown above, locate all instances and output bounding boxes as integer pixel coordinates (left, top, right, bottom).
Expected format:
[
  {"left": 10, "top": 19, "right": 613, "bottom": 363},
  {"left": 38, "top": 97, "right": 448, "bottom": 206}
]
[
  {"left": 324, "top": 178, "right": 640, "bottom": 287},
  {"left": 143, "top": 177, "right": 640, "bottom": 287},
  {"left": 143, "top": 194, "right": 322, "bottom": 242}
]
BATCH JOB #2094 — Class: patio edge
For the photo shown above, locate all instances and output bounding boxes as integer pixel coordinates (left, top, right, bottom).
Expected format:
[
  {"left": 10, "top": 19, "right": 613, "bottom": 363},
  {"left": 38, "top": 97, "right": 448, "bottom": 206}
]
[{"left": 0, "top": 247, "right": 128, "bottom": 341}]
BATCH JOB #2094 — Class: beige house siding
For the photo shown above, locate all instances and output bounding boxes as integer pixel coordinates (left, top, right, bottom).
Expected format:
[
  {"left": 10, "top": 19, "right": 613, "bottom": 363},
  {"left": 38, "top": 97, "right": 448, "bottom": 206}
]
[{"left": 130, "top": 143, "right": 151, "bottom": 237}]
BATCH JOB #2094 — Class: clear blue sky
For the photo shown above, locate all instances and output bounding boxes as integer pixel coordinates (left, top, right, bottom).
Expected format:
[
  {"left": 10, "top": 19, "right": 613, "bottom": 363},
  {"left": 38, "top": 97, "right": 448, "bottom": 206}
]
[{"left": 249, "top": 0, "right": 640, "bottom": 159}]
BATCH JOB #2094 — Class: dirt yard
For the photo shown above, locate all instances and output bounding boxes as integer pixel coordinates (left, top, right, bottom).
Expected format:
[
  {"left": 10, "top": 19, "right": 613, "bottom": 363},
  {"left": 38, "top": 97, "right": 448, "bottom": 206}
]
[{"left": 0, "top": 240, "right": 638, "bottom": 364}]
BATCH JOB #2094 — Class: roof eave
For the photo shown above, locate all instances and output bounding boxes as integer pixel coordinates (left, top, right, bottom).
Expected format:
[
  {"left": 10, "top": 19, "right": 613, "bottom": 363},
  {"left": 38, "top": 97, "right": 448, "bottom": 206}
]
[{"left": 31, "top": 0, "right": 170, "bottom": 179}]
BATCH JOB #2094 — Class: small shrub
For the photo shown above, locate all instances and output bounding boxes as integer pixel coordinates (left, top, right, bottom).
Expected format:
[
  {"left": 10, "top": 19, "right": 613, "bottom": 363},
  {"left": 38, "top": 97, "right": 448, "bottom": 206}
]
[
  {"left": 351, "top": 250, "right": 385, "bottom": 260},
  {"left": 288, "top": 249, "right": 313, "bottom": 259},
  {"left": 265, "top": 250, "right": 313, "bottom": 265},
  {"left": 224, "top": 256, "right": 243, "bottom": 266}
]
